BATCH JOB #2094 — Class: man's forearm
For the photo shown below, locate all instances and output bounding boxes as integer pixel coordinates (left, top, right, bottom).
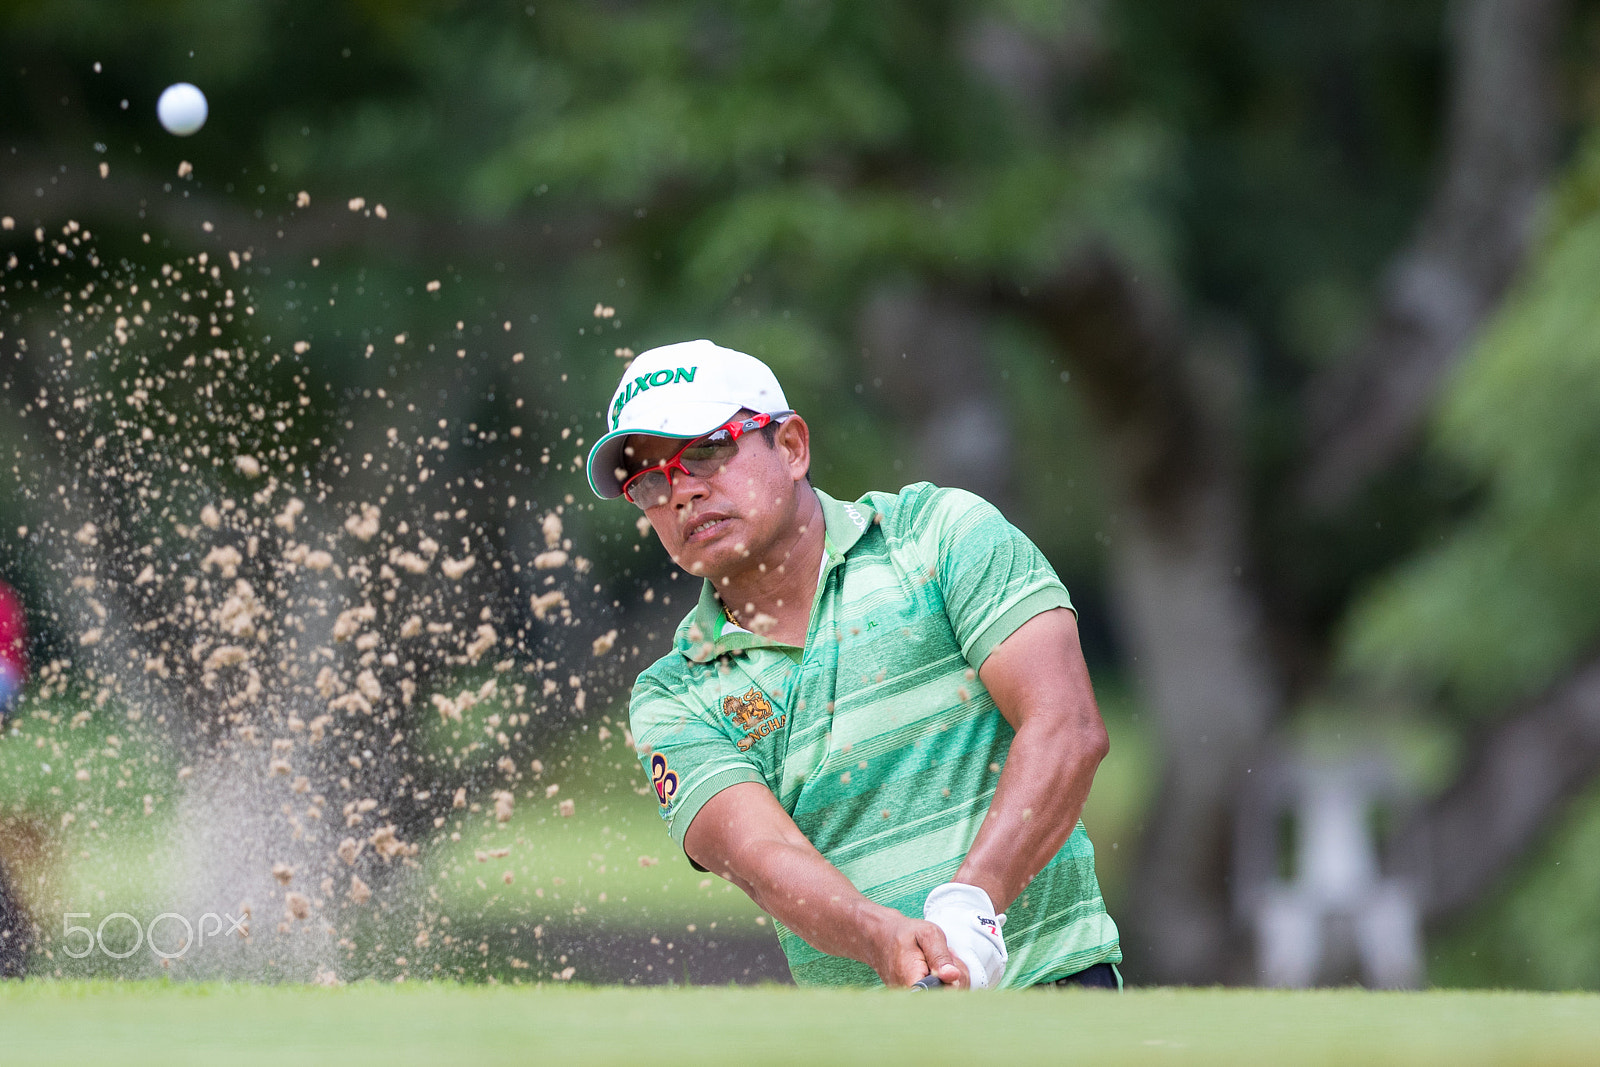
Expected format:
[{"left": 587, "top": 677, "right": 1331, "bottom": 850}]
[
  {"left": 716, "top": 838, "right": 899, "bottom": 962},
  {"left": 684, "top": 781, "right": 966, "bottom": 986}
]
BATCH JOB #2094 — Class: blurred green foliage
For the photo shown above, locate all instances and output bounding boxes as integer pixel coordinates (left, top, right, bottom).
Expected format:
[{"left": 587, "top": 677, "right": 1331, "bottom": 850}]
[
  {"left": 1432, "top": 777, "right": 1600, "bottom": 990},
  {"left": 0, "top": 0, "right": 1468, "bottom": 594},
  {"left": 1341, "top": 141, "right": 1600, "bottom": 714}
]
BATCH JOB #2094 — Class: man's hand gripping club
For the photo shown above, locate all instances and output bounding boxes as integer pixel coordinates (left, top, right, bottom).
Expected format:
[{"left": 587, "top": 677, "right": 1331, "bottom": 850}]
[{"left": 917, "top": 882, "right": 1008, "bottom": 990}]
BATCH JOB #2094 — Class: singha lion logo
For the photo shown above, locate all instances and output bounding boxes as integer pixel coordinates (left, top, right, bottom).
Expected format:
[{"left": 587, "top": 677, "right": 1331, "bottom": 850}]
[{"left": 722, "top": 687, "right": 774, "bottom": 730}]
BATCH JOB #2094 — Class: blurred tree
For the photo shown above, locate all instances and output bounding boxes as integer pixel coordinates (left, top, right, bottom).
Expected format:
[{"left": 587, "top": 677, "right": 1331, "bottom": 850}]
[
  {"left": 3, "top": 0, "right": 1599, "bottom": 985},
  {"left": 1342, "top": 132, "right": 1600, "bottom": 924}
]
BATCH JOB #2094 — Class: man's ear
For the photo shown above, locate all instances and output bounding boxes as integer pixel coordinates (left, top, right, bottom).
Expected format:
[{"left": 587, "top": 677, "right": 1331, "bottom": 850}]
[{"left": 777, "top": 414, "right": 811, "bottom": 483}]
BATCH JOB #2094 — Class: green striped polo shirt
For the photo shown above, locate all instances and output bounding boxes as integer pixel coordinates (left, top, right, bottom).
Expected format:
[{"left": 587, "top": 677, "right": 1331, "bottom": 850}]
[{"left": 629, "top": 482, "right": 1121, "bottom": 987}]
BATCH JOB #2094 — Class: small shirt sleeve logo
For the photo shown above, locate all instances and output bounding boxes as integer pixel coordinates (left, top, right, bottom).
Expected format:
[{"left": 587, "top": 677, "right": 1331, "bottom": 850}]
[{"left": 650, "top": 752, "right": 680, "bottom": 809}]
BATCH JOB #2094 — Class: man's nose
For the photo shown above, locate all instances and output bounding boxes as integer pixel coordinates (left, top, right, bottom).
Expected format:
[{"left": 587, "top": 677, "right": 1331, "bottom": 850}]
[{"left": 669, "top": 467, "right": 710, "bottom": 508}]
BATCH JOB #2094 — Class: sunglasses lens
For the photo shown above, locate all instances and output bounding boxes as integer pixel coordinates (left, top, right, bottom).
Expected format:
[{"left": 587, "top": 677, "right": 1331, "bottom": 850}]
[
  {"left": 680, "top": 439, "right": 737, "bottom": 474},
  {"left": 626, "top": 470, "right": 671, "bottom": 508}
]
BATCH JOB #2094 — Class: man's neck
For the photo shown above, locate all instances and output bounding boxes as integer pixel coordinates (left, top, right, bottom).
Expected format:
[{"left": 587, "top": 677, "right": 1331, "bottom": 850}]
[{"left": 712, "top": 488, "right": 825, "bottom": 647}]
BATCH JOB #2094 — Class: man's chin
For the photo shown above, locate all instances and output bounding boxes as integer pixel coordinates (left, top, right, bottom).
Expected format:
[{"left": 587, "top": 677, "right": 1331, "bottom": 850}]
[{"left": 676, "top": 545, "right": 740, "bottom": 582}]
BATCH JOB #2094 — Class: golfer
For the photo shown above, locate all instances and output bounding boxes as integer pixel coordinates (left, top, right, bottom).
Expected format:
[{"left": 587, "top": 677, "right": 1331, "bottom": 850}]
[{"left": 587, "top": 340, "right": 1121, "bottom": 989}]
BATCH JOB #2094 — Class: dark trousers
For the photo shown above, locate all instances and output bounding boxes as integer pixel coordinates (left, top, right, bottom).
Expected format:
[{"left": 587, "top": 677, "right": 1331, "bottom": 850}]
[{"left": 1038, "top": 961, "right": 1121, "bottom": 989}]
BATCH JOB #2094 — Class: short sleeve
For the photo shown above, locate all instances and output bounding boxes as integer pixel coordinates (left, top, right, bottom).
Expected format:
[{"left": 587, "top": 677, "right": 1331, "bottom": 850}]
[
  {"left": 629, "top": 673, "right": 766, "bottom": 854},
  {"left": 899, "top": 485, "right": 1074, "bottom": 670}
]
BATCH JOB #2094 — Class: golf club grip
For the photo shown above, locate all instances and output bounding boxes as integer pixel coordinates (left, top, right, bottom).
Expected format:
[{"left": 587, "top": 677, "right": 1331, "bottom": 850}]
[{"left": 910, "top": 974, "right": 943, "bottom": 991}]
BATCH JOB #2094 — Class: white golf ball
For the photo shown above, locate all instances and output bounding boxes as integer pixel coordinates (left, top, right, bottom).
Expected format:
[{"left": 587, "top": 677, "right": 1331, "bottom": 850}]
[{"left": 157, "top": 83, "right": 208, "bottom": 136}]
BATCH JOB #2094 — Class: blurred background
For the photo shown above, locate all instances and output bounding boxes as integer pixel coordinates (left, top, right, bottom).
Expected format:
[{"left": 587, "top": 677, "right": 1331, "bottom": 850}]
[{"left": 4, "top": 0, "right": 1600, "bottom": 989}]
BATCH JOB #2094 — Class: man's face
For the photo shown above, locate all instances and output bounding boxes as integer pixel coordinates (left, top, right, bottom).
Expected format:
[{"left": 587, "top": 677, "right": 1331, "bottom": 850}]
[{"left": 626, "top": 415, "right": 810, "bottom": 582}]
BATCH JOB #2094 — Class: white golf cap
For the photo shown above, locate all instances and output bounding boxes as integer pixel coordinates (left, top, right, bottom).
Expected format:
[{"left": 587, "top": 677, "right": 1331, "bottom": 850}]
[{"left": 586, "top": 339, "right": 789, "bottom": 499}]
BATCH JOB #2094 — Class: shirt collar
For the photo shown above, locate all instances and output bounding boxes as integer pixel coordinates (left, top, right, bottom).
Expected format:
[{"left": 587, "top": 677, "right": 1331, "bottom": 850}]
[
  {"left": 813, "top": 487, "right": 875, "bottom": 558},
  {"left": 672, "top": 488, "right": 877, "bottom": 664}
]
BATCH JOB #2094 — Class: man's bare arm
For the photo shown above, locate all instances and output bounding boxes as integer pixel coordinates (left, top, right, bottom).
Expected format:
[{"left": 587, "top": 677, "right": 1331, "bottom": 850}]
[
  {"left": 955, "top": 607, "right": 1110, "bottom": 912},
  {"left": 683, "top": 782, "right": 968, "bottom": 987}
]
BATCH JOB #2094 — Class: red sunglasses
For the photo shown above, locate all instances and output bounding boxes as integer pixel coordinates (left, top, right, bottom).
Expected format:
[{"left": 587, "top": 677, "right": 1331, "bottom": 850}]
[{"left": 621, "top": 411, "right": 794, "bottom": 508}]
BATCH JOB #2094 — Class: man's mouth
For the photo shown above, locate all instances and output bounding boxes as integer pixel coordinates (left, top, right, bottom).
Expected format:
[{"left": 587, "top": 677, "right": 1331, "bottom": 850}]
[{"left": 684, "top": 516, "right": 727, "bottom": 540}]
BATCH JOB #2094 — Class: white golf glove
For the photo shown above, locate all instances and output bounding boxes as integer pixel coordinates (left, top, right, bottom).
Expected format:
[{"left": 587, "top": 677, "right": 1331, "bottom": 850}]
[{"left": 923, "top": 882, "right": 1007, "bottom": 989}]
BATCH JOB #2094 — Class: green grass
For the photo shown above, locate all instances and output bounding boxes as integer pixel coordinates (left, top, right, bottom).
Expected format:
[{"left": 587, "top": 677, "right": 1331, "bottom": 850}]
[{"left": 0, "top": 983, "right": 1597, "bottom": 1066}]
